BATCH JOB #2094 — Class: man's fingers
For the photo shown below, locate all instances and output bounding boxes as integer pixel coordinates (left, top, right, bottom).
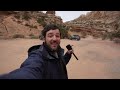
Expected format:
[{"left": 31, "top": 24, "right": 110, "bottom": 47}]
[{"left": 67, "top": 50, "right": 73, "bottom": 54}]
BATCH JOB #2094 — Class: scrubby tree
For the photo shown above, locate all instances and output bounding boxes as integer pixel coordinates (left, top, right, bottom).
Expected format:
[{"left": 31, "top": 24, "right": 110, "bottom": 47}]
[
  {"left": 37, "top": 17, "right": 46, "bottom": 27},
  {"left": 56, "top": 24, "right": 69, "bottom": 39}
]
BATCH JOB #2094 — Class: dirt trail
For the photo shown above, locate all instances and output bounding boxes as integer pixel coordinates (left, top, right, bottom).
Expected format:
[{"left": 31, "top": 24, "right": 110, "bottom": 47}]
[{"left": 0, "top": 37, "right": 120, "bottom": 79}]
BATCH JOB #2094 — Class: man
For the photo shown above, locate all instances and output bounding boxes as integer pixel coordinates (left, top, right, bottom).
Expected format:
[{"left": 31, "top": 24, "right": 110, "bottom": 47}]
[{"left": 0, "top": 24, "right": 73, "bottom": 79}]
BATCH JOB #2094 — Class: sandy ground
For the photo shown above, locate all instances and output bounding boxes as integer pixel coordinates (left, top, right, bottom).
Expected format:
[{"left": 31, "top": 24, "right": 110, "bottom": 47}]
[{"left": 0, "top": 37, "right": 120, "bottom": 79}]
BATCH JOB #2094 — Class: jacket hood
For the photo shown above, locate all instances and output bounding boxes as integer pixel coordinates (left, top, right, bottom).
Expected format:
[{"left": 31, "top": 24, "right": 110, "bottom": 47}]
[{"left": 28, "top": 45, "right": 41, "bottom": 54}]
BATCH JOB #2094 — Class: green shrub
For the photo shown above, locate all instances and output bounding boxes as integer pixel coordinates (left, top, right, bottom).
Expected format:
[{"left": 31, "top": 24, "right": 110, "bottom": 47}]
[
  {"left": 30, "top": 36, "right": 39, "bottom": 39},
  {"left": 14, "top": 15, "right": 20, "bottom": 19},
  {"left": 13, "top": 34, "right": 24, "bottom": 38},
  {"left": 22, "top": 14, "right": 31, "bottom": 21},
  {"left": 29, "top": 25, "right": 37, "bottom": 29},
  {"left": 29, "top": 34, "right": 39, "bottom": 39},
  {"left": 29, "top": 33, "right": 34, "bottom": 37},
  {"left": 101, "top": 30, "right": 120, "bottom": 41},
  {"left": 111, "top": 31, "right": 120, "bottom": 38},
  {"left": 56, "top": 24, "right": 69, "bottom": 39},
  {"left": 37, "top": 18, "right": 46, "bottom": 27}
]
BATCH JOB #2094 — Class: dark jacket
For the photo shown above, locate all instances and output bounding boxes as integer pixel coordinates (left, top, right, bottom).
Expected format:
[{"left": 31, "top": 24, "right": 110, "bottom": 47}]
[{"left": 0, "top": 43, "right": 71, "bottom": 79}]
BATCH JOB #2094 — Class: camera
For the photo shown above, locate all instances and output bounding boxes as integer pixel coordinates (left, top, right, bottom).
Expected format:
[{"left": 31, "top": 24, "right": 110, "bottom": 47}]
[{"left": 66, "top": 44, "right": 78, "bottom": 60}]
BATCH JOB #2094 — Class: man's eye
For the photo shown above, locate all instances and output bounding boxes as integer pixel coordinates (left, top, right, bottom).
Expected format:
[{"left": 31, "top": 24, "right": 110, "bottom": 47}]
[
  {"left": 48, "top": 35, "right": 53, "bottom": 37},
  {"left": 56, "top": 35, "right": 60, "bottom": 38}
]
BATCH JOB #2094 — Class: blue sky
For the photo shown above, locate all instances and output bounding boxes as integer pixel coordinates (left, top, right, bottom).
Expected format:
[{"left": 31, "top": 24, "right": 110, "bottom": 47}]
[{"left": 43, "top": 11, "right": 91, "bottom": 22}]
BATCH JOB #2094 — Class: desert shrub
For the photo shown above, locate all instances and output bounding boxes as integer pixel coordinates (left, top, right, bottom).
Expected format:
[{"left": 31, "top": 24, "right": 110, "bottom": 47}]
[
  {"left": 14, "top": 15, "right": 20, "bottom": 19},
  {"left": 13, "top": 34, "right": 24, "bottom": 38},
  {"left": 102, "top": 32, "right": 112, "bottom": 40},
  {"left": 102, "top": 34, "right": 107, "bottom": 40},
  {"left": 113, "top": 38, "right": 120, "bottom": 43},
  {"left": 29, "top": 34, "right": 39, "bottom": 39},
  {"left": 17, "top": 20, "right": 22, "bottom": 24},
  {"left": 56, "top": 24, "right": 69, "bottom": 39},
  {"left": 30, "top": 36, "right": 39, "bottom": 39},
  {"left": 25, "top": 23, "right": 30, "bottom": 26},
  {"left": 29, "top": 25, "right": 37, "bottom": 29},
  {"left": 33, "top": 25, "right": 37, "bottom": 29},
  {"left": 37, "top": 18, "right": 46, "bottom": 27},
  {"left": 22, "top": 14, "right": 31, "bottom": 21},
  {"left": 29, "top": 33, "right": 34, "bottom": 37},
  {"left": 81, "top": 32, "right": 87, "bottom": 38},
  {"left": 102, "top": 31, "right": 120, "bottom": 40},
  {"left": 111, "top": 31, "right": 120, "bottom": 38}
]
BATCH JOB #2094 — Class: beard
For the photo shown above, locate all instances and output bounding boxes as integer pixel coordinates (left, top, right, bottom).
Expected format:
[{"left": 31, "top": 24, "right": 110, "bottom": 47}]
[
  {"left": 44, "top": 41, "right": 60, "bottom": 52},
  {"left": 49, "top": 41, "right": 60, "bottom": 51}
]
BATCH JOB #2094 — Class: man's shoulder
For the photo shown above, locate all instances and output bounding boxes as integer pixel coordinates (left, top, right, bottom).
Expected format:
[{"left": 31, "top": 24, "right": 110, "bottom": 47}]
[
  {"left": 27, "top": 44, "right": 45, "bottom": 56},
  {"left": 28, "top": 45, "right": 41, "bottom": 53}
]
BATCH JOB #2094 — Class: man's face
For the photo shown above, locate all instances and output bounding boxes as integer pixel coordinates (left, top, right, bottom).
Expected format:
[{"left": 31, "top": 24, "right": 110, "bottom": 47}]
[{"left": 44, "top": 29, "right": 61, "bottom": 51}]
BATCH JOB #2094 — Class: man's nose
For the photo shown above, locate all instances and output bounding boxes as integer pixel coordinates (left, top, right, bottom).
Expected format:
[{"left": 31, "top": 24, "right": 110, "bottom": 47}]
[{"left": 53, "top": 36, "right": 57, "bottom": 40}]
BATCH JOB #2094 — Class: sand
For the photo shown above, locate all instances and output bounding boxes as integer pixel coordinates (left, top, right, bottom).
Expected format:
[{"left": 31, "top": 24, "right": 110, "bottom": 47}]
[{"left": 0, "top": 37, "right": 120, "bottom": 79}]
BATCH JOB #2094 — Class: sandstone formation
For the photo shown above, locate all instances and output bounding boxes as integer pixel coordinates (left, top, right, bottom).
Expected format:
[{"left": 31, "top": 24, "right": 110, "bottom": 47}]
[
  {"left": 0, "top": 11, "right": 63, "bottom": 39},
  {"left": 65, "top": 11, "right": 120, "bottom": 38}
]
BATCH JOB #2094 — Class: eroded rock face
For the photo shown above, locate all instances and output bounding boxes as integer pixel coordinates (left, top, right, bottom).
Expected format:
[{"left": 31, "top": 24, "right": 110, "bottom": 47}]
[
  {"left": 0, "top": 11, "right": 64, "bottom": 39},
  {"left": 65, "top": 11, "right": 120, "bottom": 38}
]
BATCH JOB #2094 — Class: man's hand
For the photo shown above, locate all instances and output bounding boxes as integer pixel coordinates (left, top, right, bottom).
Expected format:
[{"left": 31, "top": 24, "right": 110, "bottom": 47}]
[{"left": 66, "top": 50, "right": 73, "bottom": 55}]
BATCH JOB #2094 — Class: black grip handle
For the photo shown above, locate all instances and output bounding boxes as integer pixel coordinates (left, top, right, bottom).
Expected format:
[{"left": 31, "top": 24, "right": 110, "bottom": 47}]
[{"left": 73, "top": 53, "right": 78, "bottom": 60}]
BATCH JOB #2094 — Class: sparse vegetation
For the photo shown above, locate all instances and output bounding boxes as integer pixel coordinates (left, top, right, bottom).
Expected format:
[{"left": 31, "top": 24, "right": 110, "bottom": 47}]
[
  {"left": 29, "top": 33, "right": 39, "bottom": 39},
  {"left": 14, "top": 15, "right": 20, "bottom": 19},
  {"left": 111, "top": 30, "right": 120, "bottom": 38},
  {"left": 33, "top": 25, "right": 37, "bottom": 29},
  {"left": 29, "top": 25, "right": 37, "bottom": 29},
  {"left": 17, "top": 20, "right": 22, "bottom": 24},
  {"left": 0, "top": 11, "right": 66, "bottom": 39},
  {"left": 30, "top": 35, "right": 39, "bottom": 39},
  {"left": 13, "top": 34, "right": 25, "bottom": 38},
  {"left": 102, "top": 30, "right": 120, "bottom": 41},
  {"left": 29, "top": 33, "right": 34, "bottom": 37},
  {"left": 25, "top": 23, "right": 30, "bottom": 27},
  {"left": 102, "top": 32, "right": 113, "bottom": 40},
  {"left": 22, "top": 13, "right": 31, "bottom": 21},
  {"left": 56, "top": 24, "right": 69, "bottom": 39},
  {"left": 37, "top": 17, "right": 46, "bottom": 27},
  {"left": 25, "top": 24, "right": 37, "bottom": 29},
  {"left": 81, "top": 32, "right": 87, "bottom": 38}
]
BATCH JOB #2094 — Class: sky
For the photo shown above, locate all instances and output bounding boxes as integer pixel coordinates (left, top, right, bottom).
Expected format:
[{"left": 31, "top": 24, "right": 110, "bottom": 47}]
[{"left": 43, "top": 11, "right": 91, "bottom": 22}]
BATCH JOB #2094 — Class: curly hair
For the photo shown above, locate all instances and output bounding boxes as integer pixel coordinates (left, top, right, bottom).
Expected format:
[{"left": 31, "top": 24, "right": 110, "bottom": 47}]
[{"left": 41, "top": 24, "right": 61, "bottom": 37}]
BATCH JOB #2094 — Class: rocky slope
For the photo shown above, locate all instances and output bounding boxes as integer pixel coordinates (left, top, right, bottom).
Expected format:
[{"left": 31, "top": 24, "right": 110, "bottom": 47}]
[
  {"left": 1, "top": 11, "right": 120, "bottom": 39},
  {"left": 65, "top": 11, "right": 120, "bottom": 38},
  {"left": 0, "top": 11, "right": 63, "bottom": 39}
]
